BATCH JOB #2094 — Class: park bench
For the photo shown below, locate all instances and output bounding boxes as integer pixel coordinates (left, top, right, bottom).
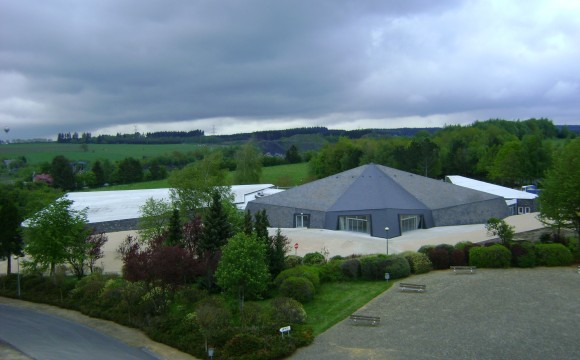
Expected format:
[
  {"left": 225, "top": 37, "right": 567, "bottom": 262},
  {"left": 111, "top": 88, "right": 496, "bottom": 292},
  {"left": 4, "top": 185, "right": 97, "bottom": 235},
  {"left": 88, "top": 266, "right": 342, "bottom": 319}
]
[
  {"left": 349, "top": 314, "right": 381, "bottom": 326},
  {"left": 399, "top": 283, "right": 426, "bottom": 293},
  {"left": 450, "top": 266, "right": 476, "bottom": 274}
]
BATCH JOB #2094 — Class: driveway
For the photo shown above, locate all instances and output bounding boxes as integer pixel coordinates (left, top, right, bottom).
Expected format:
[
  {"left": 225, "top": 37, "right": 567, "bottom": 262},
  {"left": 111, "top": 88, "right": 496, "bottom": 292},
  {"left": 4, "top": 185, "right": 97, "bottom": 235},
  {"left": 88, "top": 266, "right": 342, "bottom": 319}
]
[{"left": 291, "top": 267, "right": 580, "bottom": 360}]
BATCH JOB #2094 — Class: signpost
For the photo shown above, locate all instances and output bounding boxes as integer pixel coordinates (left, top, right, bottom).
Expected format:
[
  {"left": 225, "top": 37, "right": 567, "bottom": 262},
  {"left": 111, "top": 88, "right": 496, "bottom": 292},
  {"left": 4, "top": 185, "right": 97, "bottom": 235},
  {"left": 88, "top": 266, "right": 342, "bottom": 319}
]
[
  {"left": 385, "top": 272, "right": 390, "bottom": 282},
  {"left": 294, "top": 243, "right": 298, "bottom": 255},
  {"left": 279, "top": 326, "right": 291, "bottom": 338}
]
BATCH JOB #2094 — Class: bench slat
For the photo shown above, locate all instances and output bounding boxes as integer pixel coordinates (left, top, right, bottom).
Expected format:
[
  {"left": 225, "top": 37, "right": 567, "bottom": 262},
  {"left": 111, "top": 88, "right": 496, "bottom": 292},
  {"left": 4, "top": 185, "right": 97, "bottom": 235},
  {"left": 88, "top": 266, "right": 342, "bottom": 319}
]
[
  {"left": 399, "top": 283, "right": 426, "bottom": 292},
  {"left": 349, "top": 314, "right": 380, "bottom": 326}
]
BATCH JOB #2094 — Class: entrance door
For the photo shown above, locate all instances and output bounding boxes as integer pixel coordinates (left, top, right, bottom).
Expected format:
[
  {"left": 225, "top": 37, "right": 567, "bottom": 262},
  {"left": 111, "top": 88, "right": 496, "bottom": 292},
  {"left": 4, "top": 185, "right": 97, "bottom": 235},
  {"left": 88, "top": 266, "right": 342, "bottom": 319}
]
[{"left": 295, "top": 214, "right": 310, "bottom": 228}]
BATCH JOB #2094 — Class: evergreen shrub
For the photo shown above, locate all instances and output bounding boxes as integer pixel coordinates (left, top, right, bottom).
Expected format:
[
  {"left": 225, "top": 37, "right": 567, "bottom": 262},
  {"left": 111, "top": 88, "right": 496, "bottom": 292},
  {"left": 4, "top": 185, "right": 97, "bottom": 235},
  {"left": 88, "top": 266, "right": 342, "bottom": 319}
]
[
  {"left": 383, "top": 254, "right": 411, "bottom": 279},
  {"left": 278, "top": 276, "right": 315, "bottom": 303},
  {"left": 222, "top": 333, "right": 267, "bottom": 359},
  {"left": 340, "top": 258, "right": 360, "bottom": 279},
  {"left": 402, "top": 252, "right": 432, "bottom": 274},
  {"left": 360, "top": 255, "right": 389, "bottom": 280},
  {"left": 535, "top": 243, "right": 573, "bottom": 266},
  {"left": 302, "top": 252, "right": 326, "bottom": 265},
  {"left": 469, "top": 244, "right": 511, "bottom": 268},
  {"left": 317, "top": 259, "right": 345, "bottom": 283},
  {"left": 284, "top": 255, "right": 303, "bottom": 269},
  {"left": 271, "top": 297, "right": 307, "bottom": 324}
]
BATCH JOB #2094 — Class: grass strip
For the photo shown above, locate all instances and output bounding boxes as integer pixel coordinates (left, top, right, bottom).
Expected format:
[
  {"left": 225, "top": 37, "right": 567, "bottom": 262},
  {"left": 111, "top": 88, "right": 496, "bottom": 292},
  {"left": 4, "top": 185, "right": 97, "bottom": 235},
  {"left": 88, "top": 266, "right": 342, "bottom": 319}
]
[{"left": 302, "top": 281, "right": 391, "bottom": 336}]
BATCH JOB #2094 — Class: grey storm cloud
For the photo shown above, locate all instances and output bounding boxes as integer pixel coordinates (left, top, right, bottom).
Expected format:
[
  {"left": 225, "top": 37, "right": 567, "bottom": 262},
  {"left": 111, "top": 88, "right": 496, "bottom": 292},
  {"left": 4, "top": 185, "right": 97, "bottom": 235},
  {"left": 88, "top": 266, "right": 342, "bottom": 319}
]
[{"left": 0, "top": 0, "right": 579, "bottom": 139}]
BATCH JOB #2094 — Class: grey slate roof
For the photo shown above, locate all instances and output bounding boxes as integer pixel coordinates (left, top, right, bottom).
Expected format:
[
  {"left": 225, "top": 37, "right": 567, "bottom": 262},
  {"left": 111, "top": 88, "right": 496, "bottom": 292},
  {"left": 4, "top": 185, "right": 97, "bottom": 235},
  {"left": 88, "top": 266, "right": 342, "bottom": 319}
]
[{"left": 250, "top": 164, "right": 502, "bottom": 211}]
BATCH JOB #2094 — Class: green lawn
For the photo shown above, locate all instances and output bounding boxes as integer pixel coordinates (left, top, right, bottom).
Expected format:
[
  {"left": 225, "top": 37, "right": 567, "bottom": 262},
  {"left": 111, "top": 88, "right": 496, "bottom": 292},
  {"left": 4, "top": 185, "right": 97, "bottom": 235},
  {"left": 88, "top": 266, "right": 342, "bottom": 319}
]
[
  {"left": 303, "top": 281, "right": 392, "bottom": 336},
  {"left": 260, "top": 163, "right": 311, "bottom": 187}
]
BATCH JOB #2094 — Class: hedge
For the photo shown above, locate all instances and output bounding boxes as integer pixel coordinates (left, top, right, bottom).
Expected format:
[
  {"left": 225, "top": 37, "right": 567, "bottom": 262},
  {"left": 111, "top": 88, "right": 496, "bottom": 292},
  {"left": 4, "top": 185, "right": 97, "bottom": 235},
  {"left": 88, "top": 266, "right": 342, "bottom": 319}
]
[
  {"left": 302, "top": 252, "right": 326, "bottom": 265},
  {"left": 535, "top": 243, "right": 573, "bottom": 266},
  {"left": 278, "top": 276, "right": 315, "bottom": 303},
  {"left": 274, "top": 265, "right": 320, "bottom": 289},
  {"left": 383, "top": 254, "right": 411, "bottom": 279},
  {"left": 469, "top": 244, "right": 511, "bottom": 268},
  {"left": 402, "top": 252, "right": 432, "bottom": 274},
  {"left": 510, "top": 241, "right": 536, "bottom": 268}
]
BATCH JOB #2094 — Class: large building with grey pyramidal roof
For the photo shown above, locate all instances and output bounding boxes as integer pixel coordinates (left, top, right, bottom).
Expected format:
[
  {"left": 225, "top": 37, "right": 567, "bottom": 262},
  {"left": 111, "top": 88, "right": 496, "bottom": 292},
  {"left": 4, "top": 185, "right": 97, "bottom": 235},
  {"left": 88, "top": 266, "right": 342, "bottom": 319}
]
[{"left": 246, "top": 164, "right": 509, "bottom": 238}]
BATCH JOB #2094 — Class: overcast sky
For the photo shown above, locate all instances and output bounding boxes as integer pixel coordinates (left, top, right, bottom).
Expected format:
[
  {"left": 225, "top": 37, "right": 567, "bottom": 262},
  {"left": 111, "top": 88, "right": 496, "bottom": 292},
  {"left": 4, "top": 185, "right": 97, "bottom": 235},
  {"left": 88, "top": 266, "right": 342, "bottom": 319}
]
[{"left": 1, "top": 0, "right": 579, "bottom": 140}]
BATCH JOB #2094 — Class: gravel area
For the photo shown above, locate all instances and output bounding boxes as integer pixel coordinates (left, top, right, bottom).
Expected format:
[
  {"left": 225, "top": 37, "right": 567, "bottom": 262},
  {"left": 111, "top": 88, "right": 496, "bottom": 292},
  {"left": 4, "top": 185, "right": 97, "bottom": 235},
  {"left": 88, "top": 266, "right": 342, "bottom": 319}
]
[{"left": 291, "top": 267, "right": 580, "bottom": 360}]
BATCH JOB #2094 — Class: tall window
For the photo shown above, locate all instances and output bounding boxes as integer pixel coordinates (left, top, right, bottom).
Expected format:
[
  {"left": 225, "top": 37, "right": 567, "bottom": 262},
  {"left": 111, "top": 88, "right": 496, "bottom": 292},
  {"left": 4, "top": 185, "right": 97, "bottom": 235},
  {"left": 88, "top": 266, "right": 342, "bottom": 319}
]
[
  {"left": 400, "top": 214, "right": 423, "bottom": 233},
  {"left": 338, "top": 215, "right": 370, "bottom": 234}
]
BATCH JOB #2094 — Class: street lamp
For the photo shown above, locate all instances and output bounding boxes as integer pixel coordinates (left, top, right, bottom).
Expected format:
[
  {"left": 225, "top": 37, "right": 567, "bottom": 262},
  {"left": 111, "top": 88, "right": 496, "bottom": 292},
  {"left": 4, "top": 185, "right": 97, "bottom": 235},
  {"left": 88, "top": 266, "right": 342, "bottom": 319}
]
[{"left": 385, "top": 227, "right": 390, "bottom": 255}]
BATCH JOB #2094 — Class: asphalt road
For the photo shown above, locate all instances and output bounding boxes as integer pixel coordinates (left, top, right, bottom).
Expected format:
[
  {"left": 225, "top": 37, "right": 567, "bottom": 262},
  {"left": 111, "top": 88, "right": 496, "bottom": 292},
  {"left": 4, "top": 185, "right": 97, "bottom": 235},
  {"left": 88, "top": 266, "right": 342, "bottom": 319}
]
[{"left": 0, "top": 304, "right": 161, "bottom": 360}]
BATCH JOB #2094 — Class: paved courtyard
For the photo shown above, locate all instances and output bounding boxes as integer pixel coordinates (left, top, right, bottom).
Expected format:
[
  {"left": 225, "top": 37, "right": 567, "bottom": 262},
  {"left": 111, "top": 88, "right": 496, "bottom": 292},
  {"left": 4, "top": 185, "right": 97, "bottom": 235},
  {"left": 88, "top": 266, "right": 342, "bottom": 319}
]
[{"left": 291, "top": 267, "right": 580, "bottom": 360}]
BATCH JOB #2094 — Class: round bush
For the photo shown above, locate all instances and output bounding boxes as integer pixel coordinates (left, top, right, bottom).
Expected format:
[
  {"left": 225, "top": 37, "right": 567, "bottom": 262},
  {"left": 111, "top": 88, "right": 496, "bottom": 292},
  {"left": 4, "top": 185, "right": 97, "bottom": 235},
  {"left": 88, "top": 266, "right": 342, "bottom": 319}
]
[
  {"left": 359, "top": 255, "right": 389, "bottom": 280},
  {"left": 383, "top": 254, "right": 411, "bottom": 279},
  {"left": 340, "top": 258, "right": 360, "bottom": 279},
  {"left": 469, "top": 244, "right": 511, "bottom": 268},
  {"left": 510, "top": 241, "right": 536, "bottom": 268},
  {"left": 284, "top": 255, "right": 303, "bottom": 269},
  {"left": 402, "top": 252, "right": 432, "bottom": 274},
  {"left": 271, "top": 297, "right": 307, "bottom": 324},
  {"left": 417, "top": 245, "right": 435, "bottom": 254},
  {"left": 274, "top": 265, "right": 320, "bottom": 289},
  {"left": 450, "top": 249, "right": 467, "bottom": 266},
  {"left": 279, "top": 276, "right": 315, "bottom": 303},
  {"left": 535, "top": 243, "right": 573, "bottom": 266},
  {"left": 302, "top": 252, "right": 326, "bottom": 265}
]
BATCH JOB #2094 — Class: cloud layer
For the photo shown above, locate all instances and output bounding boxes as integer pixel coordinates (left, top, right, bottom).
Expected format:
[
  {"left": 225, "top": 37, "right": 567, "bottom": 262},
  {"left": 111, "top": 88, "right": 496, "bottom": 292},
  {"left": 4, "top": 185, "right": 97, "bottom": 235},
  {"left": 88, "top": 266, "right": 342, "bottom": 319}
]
[{"left": 1, "top": 0, "right": 579, "bottom": 139}]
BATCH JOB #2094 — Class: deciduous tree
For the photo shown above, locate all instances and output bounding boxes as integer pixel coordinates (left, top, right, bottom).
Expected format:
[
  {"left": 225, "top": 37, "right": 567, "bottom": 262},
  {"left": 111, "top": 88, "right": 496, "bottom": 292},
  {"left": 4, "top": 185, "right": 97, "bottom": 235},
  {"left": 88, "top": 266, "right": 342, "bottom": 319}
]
[
  {"left": 0, "top": 198, "right": 23, "bottom": 275},
  {"left": 138, "top": 197, "right": 172, "bottom": 245},
  {"left": 234, "top": 141, "right": 262, "bottom": 184}
]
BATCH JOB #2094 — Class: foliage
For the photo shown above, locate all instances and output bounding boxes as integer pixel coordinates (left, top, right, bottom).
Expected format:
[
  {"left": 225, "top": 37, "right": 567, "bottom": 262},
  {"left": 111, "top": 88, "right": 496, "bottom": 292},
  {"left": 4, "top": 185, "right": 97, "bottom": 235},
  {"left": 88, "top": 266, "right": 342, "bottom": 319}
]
[
  {"left": 194, "top": 296, "right": 233, "bottom": 351},
  {"left": 469, "top": 245, "right": 511, "bottom": 268},
  {"left": 215, "top": 233, "right": 270, "bottom": 307},
  {"left": 254, "top": 209, "right": 269, "bottom": 243},
  {"left": 23, "top": 197, "right": 91, "bottom": 275},
  {"left": 137, "top": 197, "right": 172, "bottom": 245},
  {"left": 383, "top": 254, "right": 411, "bottom": 279},
  {"left": 115, "top": 157, "right": 143, "bottom": 184},
  {"left": 425, "top": 247, "right": 451, "bottom": 270},
  {"left": 271, "top": 297, "right": 307, "bottom": 324},
  {"left": 223, "top": 333, "right": 267, "bottom": 358},
  {"left": 284, "top": 255, "right": 303, "bottom": 269},
  {"left": 234, "top": 141, "right": 263, "bottom": 184},
  {"left": 67, "top": 229, "right": 108, "bottom": 278},
  {"left": 317, "top": 259, "right": 345, "bottom": 283},
  {"left": 268, "top": 228, "right": 290, "bottom": 278},
  {"left": 340, "top": 258, "right": 360, "bottom": 279},
  {"left": 274, "top": 265, "right": 320, "bottom": 289},
  {"left": 279, "top": 276, "right": 316, "bottom": 303},
  {"left": 402, "top": 252, "right": 432, "bottom": 274},
  {"left": 509, "top": 241, "right": 537, "bottom": 268},
  {"left": 485, "top": 218, "right": 515, "bottom": 246},
  {"left": 285, "top": 144, "right": 302, "bottom": 164},
  {"left": 168, "top": 151, "right": 230, "bottom": 217},
  {"left": 0, "top": 197, "right": 23, "bottom": 275},
  {"left": 302, "top": 252, "right": 326, "bottom": 266},
  {"left": 534, "top": 243, "right": 573, "bottom": 266},
  {"left": 539, "top": 138, "right": 580, "bottom": 243},
  {"left": 200, "top": 190, "right": 233, "bottom": 257},
  {"left": 50, "top": 155, "right": 76, "bottom": 190},
  {"left": 359, "top": 255, "right": 388, "bottom": 280},
  {"left": 166, "top": 208, "right": 182, "bottom": 246}
]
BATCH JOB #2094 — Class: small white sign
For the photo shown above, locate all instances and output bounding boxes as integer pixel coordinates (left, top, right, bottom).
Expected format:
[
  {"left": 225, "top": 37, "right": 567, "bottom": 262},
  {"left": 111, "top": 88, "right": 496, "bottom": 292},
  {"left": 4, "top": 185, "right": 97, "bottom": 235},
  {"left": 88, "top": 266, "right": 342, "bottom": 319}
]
[{"left": 279, "top": 326, "right": 291, "bottom": 333}]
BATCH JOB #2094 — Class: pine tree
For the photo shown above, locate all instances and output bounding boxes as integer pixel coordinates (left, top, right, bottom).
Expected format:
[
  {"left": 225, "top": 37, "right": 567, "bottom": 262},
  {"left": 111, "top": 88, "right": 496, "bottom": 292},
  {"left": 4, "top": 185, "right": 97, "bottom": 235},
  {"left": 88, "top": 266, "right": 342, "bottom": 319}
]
[
  {"left": 243, "top": 210, "right": 253, "bottom": 236},
  {"left": 166, "top": 208, "right": 183, "bottom": 246},
  {"left": 200, "top": 191, "right": 232, "bottom": 257},
  {"left": 0, "top": 199, "right": 23, "bottom": 275}
]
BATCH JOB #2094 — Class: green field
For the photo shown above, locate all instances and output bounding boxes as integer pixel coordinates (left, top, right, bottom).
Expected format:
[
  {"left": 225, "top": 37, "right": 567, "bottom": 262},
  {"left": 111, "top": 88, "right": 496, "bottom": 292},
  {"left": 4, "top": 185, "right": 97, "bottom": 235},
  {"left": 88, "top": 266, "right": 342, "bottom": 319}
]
[{"left": 0, "top": 143, "right": 204, "bottom": 165}]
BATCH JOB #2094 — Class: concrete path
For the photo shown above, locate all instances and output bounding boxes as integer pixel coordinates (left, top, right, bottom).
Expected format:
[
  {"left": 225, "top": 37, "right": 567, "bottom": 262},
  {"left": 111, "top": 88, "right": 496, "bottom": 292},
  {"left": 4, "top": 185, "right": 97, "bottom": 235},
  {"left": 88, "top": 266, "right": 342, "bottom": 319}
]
[{"left": 291, "top": 267, "right": 580, "bottom": 360}]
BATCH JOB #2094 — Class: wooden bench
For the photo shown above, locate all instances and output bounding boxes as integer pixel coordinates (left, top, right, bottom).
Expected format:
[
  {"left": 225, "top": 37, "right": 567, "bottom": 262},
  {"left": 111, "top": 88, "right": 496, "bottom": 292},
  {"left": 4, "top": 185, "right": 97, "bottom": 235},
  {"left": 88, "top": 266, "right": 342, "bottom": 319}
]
[
  {"left": 450, "top": 266, "right": 476, "bottom": 274},
  {"left": 349, "top": 314, "right": 381, "bottom": 326},
  {"left": 399, "top": 283, "right": 426, "bottom": 292}
]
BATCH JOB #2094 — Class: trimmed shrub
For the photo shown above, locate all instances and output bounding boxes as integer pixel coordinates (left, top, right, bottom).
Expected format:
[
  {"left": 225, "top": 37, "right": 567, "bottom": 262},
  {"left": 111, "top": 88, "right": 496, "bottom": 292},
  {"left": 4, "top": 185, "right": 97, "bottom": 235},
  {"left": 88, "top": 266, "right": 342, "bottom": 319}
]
[
  {"left": 284, "top": 255, "right": 303, "bottom": 269},
  {"left": 417, "top": 245, "right": 435, "bottom": 254},
  {"left": 535, "top": 243, "right": 573, "bottom": 266},
  {"left": 271, "top": 297, "right": 307, "bottom": 324},
  {"left": 469, "top": 244, "right": 511, "bottom": 268},
  {"left": 302, "top": 252, "right": 326, "bottom": 265},
  {"left": 274, "top": 265, "right": 320, "bottom": 289},
  {"left": 383, "top": 255, "right": 411, "bottom": 279},
  {"left": 340, "top": 258, "right": 360, "bottom": 279},
  {"left": 450, "top": 249, "right": 467, "bottom": 266},
  {"left": 359, "top": 255, "right": 389, "bottom": 280},
  {"left": 278, "top": 276, "right": 315, "bottom": 303},
  {"left": 330, "top": 255, "right": 344, "bottom": 261},
  {"left": 317, "top": 259, "right": 345, "bottom": 283},
  {"left": 455, "top": 241, "right": 476, "bottom": 264},
  {"left": 403, "top": 252, "right": 432, "bottom": 274},
  {"left": 510, "top": 241, "right": 536, "bottom": 268},
  {"left": 428, "top": 248, "right": 450, "bottom": 270}
]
